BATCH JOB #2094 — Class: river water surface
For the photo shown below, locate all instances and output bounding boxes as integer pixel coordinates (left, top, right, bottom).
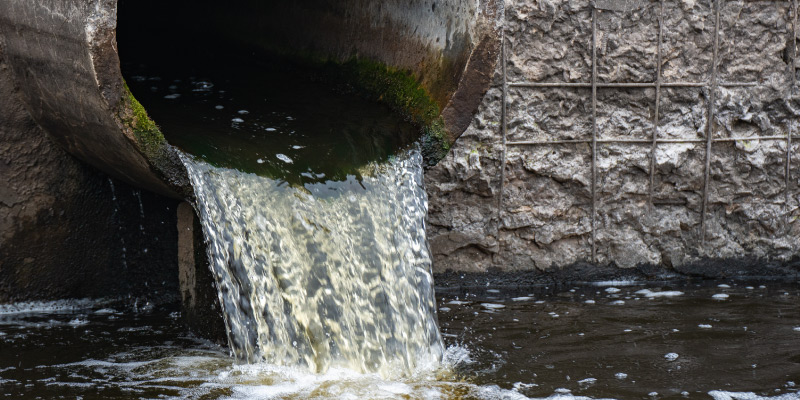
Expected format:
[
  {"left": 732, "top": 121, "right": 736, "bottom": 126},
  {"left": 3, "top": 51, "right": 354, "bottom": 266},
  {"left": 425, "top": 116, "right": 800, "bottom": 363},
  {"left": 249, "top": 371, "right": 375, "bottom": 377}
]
[{"left": 1, "top": 281, "right": 798, "bottom": 400}]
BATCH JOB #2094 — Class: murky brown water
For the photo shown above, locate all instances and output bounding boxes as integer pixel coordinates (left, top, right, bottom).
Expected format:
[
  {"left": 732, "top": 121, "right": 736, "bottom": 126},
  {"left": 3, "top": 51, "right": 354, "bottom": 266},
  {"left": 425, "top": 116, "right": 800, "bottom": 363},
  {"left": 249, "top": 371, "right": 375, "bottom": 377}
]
[{"left": 1, "top": 280, "right": 798, "bottom": 399}]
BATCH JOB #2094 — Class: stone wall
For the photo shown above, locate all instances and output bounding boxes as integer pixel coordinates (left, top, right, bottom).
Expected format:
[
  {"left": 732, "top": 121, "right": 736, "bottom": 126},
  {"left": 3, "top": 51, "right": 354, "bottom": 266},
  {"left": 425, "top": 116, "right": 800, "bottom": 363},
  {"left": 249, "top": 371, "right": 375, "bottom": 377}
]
[{"left": 427, "top": 0, "right": 800, "bottom": 273}]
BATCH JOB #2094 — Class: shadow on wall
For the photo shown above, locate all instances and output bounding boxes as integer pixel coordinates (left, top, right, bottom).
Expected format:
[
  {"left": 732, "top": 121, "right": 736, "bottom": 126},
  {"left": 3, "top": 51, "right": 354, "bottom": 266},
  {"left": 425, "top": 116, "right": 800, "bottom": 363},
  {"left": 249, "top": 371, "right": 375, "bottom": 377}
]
[{"left": 0, "top": 48, "right": 180, "bottom": 304}]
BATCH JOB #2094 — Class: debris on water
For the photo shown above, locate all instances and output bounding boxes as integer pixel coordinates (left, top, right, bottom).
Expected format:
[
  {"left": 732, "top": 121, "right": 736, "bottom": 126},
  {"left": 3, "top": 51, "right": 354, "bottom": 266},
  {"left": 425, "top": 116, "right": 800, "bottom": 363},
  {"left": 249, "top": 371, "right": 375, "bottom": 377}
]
[
  {"left": 665, "top": 353, "right": 679, "bottom": 361},
  {"left": 712, "top": 294, "right": 730, "bottom": 300},
  {"left": 164, "top": 94, "right": 180, "bottom": 99},
  {"left": 276, "top": 154, "right": 293, "bottom": 164}
]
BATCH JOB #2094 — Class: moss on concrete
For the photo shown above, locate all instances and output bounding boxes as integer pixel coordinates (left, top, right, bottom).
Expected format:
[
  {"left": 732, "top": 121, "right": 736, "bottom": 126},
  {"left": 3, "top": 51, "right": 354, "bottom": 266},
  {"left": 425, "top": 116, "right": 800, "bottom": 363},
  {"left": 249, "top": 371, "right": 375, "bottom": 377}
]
[
  {"left": 121, "top": 81, "right": 167, "bottom": 158},
  {"left": 320, "top": 57, "right": 451, "bottom": 165}
]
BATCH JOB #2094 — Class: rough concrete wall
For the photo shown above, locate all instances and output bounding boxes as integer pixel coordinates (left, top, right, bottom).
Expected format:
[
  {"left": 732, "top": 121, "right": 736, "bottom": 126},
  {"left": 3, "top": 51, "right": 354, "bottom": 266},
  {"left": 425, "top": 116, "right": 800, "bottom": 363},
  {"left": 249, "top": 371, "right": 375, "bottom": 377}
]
[
  {"left": 427, "top": 0, "right": 800, "bottom": 272},
  {"left": 0, "top": 42, "right": 180, "bottom": 304}
]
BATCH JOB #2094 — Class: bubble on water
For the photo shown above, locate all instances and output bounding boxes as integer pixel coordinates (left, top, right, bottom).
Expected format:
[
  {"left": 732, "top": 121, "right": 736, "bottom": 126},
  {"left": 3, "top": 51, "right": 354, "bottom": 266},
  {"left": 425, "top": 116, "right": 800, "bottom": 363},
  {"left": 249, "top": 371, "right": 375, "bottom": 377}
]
[
  {"left": 665, "top": 352, "right": 679, "bottom": 361},
  {"left": 68, "top": 318, "right": 88, "bottom": 327},
  {"left": 231, "top": 117, "right": 244, "bottom": 123},
  {"left": 215, "top": 105, "right": 224, "bottom": 110},
  {"left": 535, "top": 300, "right": 546, "bottom": 304},
  {"left": 168, "top": 85, "right": 178, "bottom": 90},
  {"left": 439, "top": 307, "right": 451, "bottom": 312},
  {"left": 164, "top": 94, "right": 180, "bottom": 99},
  {"left": 276, "top": 154, "right": 293, "bottom": 164},
  {"left": 605, "top": 287, "right": 622, "bottom": 294},
  {"left": 718, "top": 284, "right": 731, "bottom": 288},
  {"left": 481, "top": 303, "right": 505, "bottom": 310},
  {"left": 712, "top": 294, "right": 730, "bottom": 300},
  {"left": 256, "top": 159, "right": 264, "bottom": 164},
  {"left": 746, "top": 286, "right": 754, "bottom": 290},
  {"left": 623, "top": 329, "right": 632, "bottom": 332},
  {"left": 610, "top": 300, "right": 625, "bottom": 305},
  {"left": 447, "top": 300, "right": 470, "bottom": 305},
  {"left": 682, "top": 392, "right": 690, "bottom": 397},
  {"left": 292, "top": 145, "right": 304, "bottom": 149},
  {"left": 793, "top": 327, "right": 800, "bottom": 332},
  {"left": 512, "top": 296, "right": 533, "bottom": 301},
  {"left": 94, "top": 308, "right": 116, "bottom": 315},
  {"left": 699, "top": 324, "right": 713, "bottom": 329},
  {"left": 237, "top": 110, "right": 249, "bottom": 115},
  {"left": 615, "top": 372, "right": 628, "bottom": 379},
  {"left": 578, "top": 378, "right": 596, "bottom": 384},
  {"left": 649, "top": 392, "right": 659, "bottom": 397},
  {"left": 585, "top": 300, "right": 596, "bottom": 304},
  {"left": 487, "top": 289, "right": 500, "bottom": 294}
]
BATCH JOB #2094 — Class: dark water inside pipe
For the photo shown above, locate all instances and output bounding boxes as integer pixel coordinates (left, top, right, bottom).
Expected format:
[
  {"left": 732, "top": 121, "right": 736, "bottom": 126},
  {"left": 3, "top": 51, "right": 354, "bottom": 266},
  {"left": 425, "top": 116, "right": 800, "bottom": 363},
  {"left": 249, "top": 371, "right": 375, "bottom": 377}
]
[
  {"left": 123, "top": 53, "right": 421, "bottom": 186},
  {"left": 1, "top": 280, "right": 798, "bottom": 399}
]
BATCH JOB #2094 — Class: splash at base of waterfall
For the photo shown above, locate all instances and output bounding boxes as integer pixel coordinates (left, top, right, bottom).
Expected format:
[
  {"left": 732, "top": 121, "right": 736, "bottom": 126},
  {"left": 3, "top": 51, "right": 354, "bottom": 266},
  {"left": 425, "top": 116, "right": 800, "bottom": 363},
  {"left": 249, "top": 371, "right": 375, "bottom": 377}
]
[{"left": 181, "top": 148, "right": 443, "bottom": 377}]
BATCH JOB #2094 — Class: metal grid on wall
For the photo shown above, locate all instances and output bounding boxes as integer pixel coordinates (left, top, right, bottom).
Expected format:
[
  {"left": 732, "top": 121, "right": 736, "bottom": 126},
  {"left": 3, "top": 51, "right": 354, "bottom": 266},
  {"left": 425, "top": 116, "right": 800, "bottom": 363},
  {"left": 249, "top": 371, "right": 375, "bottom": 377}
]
[{"left": 496, "top": 0, "right": 799, "bottom": 264}]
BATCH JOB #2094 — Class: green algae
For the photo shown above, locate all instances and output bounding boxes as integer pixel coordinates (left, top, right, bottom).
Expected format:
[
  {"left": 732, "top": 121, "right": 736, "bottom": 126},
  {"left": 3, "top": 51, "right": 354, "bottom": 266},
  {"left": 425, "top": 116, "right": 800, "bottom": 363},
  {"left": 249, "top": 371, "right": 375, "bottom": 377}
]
[{"left": 121, "top": 81, "right": 167, "bottom": 158}]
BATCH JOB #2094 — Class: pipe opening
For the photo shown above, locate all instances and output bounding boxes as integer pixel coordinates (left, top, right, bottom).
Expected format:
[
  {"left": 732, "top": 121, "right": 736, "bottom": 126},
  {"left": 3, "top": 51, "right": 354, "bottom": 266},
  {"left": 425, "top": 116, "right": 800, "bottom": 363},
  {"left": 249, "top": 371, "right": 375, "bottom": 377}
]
[{"left": 117, "top": 0, "right": 430, "bottom": 185}]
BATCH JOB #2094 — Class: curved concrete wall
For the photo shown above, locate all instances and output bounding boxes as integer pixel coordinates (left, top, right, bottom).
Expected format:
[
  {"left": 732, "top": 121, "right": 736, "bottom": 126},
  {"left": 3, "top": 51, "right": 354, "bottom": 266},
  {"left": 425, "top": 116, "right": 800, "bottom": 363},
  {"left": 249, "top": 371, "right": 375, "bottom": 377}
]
[{"left": 0, "top": 0, "right": 500, "bottom": 198}]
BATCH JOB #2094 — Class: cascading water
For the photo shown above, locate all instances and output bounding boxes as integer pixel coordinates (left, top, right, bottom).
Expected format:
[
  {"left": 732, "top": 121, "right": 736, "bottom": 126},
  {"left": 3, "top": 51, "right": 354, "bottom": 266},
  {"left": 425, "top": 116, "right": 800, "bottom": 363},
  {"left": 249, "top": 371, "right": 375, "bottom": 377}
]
[{"left": 180, "top": 148, "right": 443, "bottom": 377}]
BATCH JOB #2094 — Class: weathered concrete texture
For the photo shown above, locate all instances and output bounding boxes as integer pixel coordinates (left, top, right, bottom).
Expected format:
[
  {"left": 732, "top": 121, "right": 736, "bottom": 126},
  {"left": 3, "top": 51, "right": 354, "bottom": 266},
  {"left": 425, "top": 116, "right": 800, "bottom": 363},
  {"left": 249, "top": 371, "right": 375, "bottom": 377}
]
[
  {"left": 427, "top": 0, "right": 800, "bottom": 273},
  {"left": 0, "top": 0, "right": 183, "bottom": 199},
  {"left": 0, "top": 40, "right": 180, "bottom": 304}
]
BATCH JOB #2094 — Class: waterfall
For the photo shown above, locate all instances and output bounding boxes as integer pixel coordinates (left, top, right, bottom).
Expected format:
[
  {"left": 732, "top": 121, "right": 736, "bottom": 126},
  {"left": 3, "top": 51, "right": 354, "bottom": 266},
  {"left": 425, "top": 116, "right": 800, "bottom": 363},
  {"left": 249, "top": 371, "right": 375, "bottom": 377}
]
[{"left": 180, "top": 148, "right": 443, "bottom": 377}]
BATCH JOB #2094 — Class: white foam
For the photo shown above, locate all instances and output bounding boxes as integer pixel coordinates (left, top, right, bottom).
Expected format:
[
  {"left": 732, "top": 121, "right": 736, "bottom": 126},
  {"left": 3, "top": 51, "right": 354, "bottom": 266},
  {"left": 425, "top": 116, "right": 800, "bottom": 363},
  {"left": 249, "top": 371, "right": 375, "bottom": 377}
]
[
  {"left": 276, "top": 153, "right": 293, "bottom": 164},
  {"left": 0, "top": 299, "right": 96, "bottom": 315},
  {"left": 592, "top": 280, "right": 637, "bottom": 287},
  {"left": 708, "top": 390, "right": 800, "bottom": 400},
  {"left": 635, "top": 289, "right": 684, "bottom": 298}
]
